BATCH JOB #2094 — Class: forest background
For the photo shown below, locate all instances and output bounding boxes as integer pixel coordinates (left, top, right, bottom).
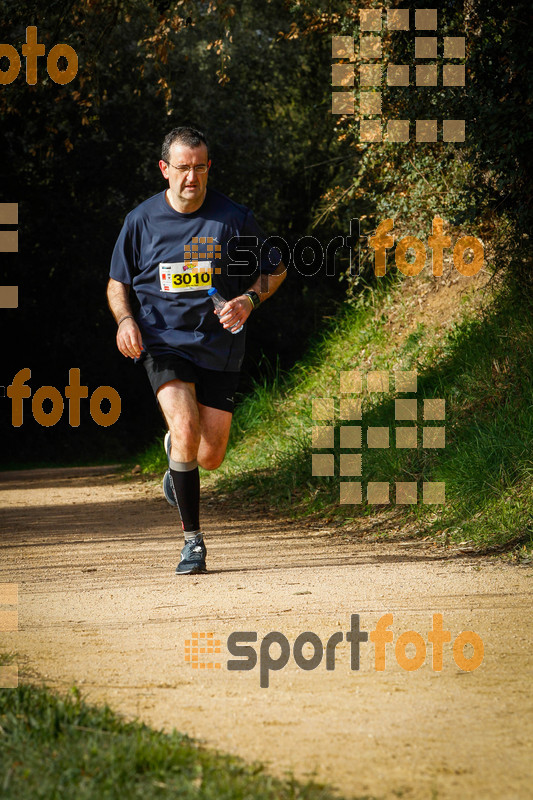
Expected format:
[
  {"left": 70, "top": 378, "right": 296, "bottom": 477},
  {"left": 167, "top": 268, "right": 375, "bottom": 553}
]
[{"left": 0, "top": 0, "right": 531, "bottom": 467}]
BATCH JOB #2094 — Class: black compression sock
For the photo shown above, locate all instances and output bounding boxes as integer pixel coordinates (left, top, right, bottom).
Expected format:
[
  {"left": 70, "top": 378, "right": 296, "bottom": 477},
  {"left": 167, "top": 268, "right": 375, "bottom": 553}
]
[{"left": 169, "top": 460, "right": 200, "bottom": 534}]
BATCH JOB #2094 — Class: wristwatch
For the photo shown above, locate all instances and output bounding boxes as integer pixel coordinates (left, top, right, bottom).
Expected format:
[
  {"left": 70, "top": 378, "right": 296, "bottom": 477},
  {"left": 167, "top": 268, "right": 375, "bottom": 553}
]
[{"left": 244, "top": 290, "right": 261, "bottom": 310}]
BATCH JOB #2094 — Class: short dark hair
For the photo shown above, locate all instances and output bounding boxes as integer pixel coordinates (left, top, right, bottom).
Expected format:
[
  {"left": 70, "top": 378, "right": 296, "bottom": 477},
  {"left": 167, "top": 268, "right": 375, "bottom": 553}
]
[{"left": 161, "top": 127, "right": 209, "bottom": 162}]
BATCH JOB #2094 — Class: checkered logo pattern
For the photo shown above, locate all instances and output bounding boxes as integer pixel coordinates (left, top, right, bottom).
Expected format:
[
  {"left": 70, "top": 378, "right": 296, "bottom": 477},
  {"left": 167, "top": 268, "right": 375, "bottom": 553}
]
[
  {"left": 0, "top": 203, "right": 19, "bottom": 308},
  {"left": 312, "top": 370, "right": 446, "bottom": 504},
  {"left": 184, "top": 237, "right": 223, "bottom": 274},
  {"left": 332, "top": 8, "right": 466, "bottom": 143},
  {"left": 184, "top": 236, "right": 221, "bottom": 260},
  {"left": 185, "top": 631, "right": 222, "bottom": 670}
]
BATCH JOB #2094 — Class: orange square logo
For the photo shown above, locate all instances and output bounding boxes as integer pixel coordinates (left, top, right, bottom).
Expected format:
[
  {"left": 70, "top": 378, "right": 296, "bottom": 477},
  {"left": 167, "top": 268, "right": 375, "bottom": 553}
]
[{"left": 185, "top": 632, "right": 221, "bottom": 669}]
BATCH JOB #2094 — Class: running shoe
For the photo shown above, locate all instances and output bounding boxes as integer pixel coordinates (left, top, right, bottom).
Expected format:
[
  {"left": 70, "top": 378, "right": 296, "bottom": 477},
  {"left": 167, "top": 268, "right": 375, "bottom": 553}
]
[
  {"left": 163, "top": 432, "right": 178, "bottom": 507},
  {"left": 176, "top": 533, "right": 207, "bottom": 575}
]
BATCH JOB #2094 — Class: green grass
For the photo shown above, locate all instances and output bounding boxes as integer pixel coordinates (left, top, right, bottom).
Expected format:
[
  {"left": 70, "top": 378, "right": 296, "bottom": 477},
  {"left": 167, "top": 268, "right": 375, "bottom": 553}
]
[
  {"left": 0, "top": 680, "right": 369, "bottom": 800},
  {"left": 138, "top": 275, "right": 533, "bottom": 556}
]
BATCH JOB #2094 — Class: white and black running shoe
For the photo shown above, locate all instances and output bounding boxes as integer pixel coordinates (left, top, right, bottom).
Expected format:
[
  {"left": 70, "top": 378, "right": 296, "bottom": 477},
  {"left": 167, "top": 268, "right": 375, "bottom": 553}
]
[{"left": 176, "top": 533, "right": 207, "bottom": 575}]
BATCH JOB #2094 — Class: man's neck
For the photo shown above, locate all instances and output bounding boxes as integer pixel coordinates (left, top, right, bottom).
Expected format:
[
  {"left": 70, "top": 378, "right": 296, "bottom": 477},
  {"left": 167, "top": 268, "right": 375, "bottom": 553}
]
[{"left": 165, "top": 189, "right": 207, "bottom": 214}]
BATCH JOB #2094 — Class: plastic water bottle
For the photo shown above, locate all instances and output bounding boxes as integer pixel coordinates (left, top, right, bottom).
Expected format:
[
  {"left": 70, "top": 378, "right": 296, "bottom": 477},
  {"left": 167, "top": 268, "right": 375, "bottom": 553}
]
[{"left": 207, "top": 288, "right": 243, "bottom": 334}]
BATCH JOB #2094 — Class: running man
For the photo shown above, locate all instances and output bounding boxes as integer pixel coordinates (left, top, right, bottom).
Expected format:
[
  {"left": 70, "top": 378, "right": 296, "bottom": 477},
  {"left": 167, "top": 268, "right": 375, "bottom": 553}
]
[{"left": 107, "top": 127, "right": 286, "bottom": 574}]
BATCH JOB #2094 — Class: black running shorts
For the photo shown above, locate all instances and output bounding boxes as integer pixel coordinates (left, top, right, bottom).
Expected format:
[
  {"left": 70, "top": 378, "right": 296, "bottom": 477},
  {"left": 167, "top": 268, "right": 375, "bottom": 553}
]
[{"left": 142, "top": 352, "right": 240, "bottom": 413}]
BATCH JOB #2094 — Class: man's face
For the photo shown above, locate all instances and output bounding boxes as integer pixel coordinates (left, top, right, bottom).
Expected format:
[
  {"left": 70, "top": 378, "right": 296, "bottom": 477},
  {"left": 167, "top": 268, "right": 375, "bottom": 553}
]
[{"left": 159, "top": 142, "right": 211, "bottom": 211}]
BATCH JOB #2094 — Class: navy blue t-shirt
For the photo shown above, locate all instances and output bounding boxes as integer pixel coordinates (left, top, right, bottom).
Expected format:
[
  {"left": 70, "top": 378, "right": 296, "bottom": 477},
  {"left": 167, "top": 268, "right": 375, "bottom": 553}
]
[{"left": 110, "top": 188, "right": 279, "bottom": 371}]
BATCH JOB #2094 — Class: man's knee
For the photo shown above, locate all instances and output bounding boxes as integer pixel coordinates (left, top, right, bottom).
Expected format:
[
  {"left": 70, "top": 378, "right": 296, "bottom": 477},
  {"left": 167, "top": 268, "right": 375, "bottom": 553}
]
[
  {"left": 198, "top": 450, "right": 226, "bottom": 471},
  {"left": 169, "top": 417, "right": 200, "bottom": 445}
]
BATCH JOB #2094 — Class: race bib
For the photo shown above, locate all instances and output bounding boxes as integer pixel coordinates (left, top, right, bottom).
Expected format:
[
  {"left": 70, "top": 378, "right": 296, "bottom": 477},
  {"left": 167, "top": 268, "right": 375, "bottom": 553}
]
[{"left": 159, "top": 261, "right": 212, "bottom": 293}]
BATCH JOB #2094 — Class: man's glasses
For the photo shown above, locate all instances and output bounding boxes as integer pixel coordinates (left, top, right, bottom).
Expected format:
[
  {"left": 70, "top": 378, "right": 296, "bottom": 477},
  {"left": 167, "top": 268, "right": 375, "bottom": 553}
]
[{"left": 166, "top": 162, "right": 209, "bottom": 174}]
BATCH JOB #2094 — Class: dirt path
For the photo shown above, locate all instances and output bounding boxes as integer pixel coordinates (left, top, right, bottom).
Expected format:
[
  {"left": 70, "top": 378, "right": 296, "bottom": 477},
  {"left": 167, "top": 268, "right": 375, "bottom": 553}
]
[{"left": 0, "top": 466, "right": 531, "bottom": 799}]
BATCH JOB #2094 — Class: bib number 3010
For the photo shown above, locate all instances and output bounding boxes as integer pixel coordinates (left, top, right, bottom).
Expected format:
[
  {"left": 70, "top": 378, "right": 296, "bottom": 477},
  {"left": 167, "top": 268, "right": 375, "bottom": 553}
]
[
  {"left": 172, "top": 271, "right": 211, "bottom": 288},
  {"left": 159, "top": 261, "right": 212, "bottom": 293}
]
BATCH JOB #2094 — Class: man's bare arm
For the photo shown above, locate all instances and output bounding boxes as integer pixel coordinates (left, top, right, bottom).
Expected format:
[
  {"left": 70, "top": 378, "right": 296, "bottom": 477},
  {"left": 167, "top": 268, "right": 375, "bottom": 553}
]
[
  {"left": 217, "top": 262, "right": 287, "bottom": 331},
  {"left": 249, "top": 261, "right": 287, "bottom": 302},
  {"left": 107, "top": 278, "right": 143, "bottom": 359}
]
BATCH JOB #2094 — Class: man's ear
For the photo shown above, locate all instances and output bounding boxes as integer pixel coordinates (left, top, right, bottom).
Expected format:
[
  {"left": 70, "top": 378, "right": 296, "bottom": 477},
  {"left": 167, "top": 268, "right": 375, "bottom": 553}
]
[{"left": 159, "top": 160, "right": 170, "bottom": 179}]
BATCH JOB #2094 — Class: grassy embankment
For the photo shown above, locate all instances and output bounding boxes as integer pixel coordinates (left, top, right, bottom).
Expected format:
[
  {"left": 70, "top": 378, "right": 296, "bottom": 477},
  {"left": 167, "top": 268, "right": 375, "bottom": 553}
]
[
  {"left": 140, "top": 259, "right": 533, "bottom": 557},
  {"left": 0, "top": 667, "right": 350, "bottom": 800},
  {"left": 2, "top": 260, "right": 529, "bottom": 799}
]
